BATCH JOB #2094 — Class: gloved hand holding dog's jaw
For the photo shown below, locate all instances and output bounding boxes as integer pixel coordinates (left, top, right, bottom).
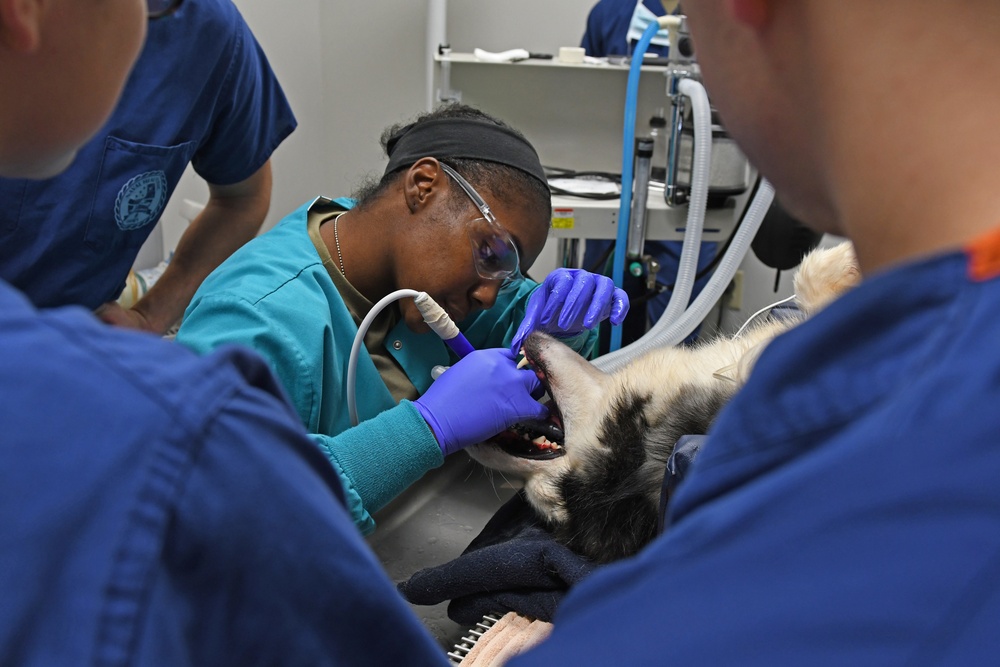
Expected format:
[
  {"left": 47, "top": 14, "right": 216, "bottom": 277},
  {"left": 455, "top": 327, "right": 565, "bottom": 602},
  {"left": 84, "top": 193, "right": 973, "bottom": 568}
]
[
  {"left": 510, "top": 268, "right": 630, "bottom": 354},
  {"left": 414, "top": 348, "right": 548, "bottom": 456}
]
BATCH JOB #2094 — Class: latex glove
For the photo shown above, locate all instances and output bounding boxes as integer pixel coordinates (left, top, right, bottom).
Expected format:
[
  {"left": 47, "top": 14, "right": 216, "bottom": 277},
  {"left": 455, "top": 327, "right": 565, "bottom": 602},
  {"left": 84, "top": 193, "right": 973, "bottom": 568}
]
[
  {"left": 414, "top": 348, "right": 548, "bottom": 456},
  {"left": 511, "top": 268, "right": 629, "bottom": 353}
]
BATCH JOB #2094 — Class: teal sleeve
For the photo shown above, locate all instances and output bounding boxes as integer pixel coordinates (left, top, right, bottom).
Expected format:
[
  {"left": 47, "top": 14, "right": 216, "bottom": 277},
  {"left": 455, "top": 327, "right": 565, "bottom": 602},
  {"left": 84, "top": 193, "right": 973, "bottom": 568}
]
[
  {"left": 460, "top": 278, "right": 600, "bottom": 360},
  {"left": 311, "top": 402, "right": 443, "bottom": 535},
  {"left": 178, "top": 294, "right": 444, "bottom": 534}
]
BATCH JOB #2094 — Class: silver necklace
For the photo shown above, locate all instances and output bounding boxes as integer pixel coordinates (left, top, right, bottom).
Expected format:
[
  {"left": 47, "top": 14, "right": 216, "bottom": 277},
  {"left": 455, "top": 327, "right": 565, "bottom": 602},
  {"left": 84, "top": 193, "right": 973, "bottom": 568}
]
[{"left": 333, "top": 212, "right": 346, "bottom": 277}]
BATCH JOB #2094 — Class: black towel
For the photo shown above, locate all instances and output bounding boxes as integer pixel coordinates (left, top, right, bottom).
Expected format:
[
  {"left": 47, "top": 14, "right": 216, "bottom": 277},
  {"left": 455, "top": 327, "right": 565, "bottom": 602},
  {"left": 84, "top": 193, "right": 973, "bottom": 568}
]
[
  {"left": 398, "top": 490, "right": 596, "bottom": 624},
  {"left": 399, "top": 435, "right": 709, "bottom": 624}
]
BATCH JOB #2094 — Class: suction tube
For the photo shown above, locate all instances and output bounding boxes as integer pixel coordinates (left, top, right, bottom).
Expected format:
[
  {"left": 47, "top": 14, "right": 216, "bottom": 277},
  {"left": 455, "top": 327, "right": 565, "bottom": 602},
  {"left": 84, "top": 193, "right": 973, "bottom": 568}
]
[
  {"left": 348, "top": 290, "right": 474, "bottom": 427},
  {"left": 348, "top": 289, "right": 420, "bottom": 426},
  {"left": 610, "top": 16, "right": 683, "bottom": 353},
  {"left": 658, "top": 76, "right": 713, "bottom": 328},
  {"left": 594, "top": 179, "right": 776, "bottom": 373}
]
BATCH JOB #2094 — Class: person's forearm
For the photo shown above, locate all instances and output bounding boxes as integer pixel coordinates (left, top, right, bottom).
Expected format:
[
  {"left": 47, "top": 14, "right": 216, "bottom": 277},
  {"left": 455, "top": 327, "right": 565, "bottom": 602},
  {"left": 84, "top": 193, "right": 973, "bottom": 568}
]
[
  {"left": 313, "top": 402, "right": 444, "bottom": 533},
  {"left": 132, "top": 164, "right": 272, "bottom": 333}
]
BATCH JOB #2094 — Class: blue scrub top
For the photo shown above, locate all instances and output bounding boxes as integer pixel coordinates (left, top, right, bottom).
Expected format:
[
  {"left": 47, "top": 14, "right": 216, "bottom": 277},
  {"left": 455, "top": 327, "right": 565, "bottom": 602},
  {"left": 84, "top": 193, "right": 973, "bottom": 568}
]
[
  {"left": 0, "top": 280, "right": 448, "bottom": 665},
  {"left": 580, "top": 0, "right": 670, "bottom": 58},
  {"left": 0, "top": 0, "right": 296, "bottom": 310},
  {"left": 512, "top": 239, "right": 1000, "bottom": 665}
]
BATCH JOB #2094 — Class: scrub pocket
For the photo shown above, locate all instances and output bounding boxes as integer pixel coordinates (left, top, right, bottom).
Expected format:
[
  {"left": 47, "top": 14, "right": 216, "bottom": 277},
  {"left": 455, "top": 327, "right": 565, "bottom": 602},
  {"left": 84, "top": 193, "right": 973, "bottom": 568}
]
[{"left": 84, "top": 136, "right": 196, "bottom": 252}]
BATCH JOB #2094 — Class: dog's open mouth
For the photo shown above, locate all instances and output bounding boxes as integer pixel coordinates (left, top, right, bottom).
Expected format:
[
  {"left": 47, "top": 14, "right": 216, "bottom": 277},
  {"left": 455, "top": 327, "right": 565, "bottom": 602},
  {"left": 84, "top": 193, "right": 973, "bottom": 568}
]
[
  {"left": 491, "top": 349, "right": 566, "bottom": 460},
  {"left": 493, "top": 412, "right": 565, "bottom": 460}
]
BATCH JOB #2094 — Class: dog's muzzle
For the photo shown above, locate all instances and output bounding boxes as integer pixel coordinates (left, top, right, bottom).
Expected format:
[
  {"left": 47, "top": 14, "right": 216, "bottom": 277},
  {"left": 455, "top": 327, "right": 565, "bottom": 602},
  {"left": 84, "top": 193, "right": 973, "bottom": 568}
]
[{"left": 488, "top": 337, "right": 568, "bottom": 459}]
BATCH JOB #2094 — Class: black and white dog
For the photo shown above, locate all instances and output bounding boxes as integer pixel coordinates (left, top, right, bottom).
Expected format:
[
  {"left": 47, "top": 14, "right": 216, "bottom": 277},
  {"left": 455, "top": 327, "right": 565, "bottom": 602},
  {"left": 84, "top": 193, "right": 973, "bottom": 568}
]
[{"left": 469, "top": 243, "right": 860, "bottom": 563}]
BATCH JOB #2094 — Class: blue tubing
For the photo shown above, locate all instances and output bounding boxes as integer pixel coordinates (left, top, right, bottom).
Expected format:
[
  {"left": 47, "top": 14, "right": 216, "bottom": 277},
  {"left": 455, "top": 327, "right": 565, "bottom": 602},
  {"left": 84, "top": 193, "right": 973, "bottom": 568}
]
[{"left": 610, "top": 20, "right": 663, "bottom": 352}]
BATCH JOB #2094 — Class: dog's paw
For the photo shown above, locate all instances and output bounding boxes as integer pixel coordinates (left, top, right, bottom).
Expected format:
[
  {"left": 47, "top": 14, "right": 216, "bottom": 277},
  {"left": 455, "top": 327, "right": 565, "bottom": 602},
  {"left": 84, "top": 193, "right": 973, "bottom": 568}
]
[{"left": 794, "top": 242, "right": 860, "bottom": 315}]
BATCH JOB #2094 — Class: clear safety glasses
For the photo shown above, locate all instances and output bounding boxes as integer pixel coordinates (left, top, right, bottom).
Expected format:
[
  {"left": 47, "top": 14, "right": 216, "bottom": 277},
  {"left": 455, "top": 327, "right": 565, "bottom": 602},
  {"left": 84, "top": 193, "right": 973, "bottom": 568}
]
[
  {"left": 439, "top": 163, "right": 521, "bottom": 281},
  {"left": 148, "top": 0, "right": 184, "bottom": 19}
]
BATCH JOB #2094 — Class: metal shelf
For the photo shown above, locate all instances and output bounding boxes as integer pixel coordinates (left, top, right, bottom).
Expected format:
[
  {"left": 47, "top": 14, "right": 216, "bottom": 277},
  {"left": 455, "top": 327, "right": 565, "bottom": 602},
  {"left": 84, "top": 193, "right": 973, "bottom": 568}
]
[{"left": 549, "top": 192, "right": 737, "bottom": 242}]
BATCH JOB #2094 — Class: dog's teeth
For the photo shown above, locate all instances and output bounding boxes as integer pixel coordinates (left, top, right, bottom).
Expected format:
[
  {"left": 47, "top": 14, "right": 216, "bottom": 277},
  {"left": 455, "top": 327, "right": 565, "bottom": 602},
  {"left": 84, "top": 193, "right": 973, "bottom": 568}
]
[
  {"left": 531, "top": 435, "right": 561, "bottom": 450},
  {"left": 517, "top": 357, "right": 530, "bottom": 369},
  {"left": 532, "top": 435, "right": 556, "bottom": 448}
]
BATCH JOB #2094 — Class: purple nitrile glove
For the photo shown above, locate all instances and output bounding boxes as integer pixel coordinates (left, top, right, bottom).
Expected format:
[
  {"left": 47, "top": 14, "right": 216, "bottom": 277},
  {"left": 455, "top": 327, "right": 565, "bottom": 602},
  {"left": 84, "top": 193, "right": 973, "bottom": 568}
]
[
  {"left": 413, "top": 348, "right": 549, "bottom": 456},
  {"left": 511, "top": 268, "right": 630, "bottom": 353}
]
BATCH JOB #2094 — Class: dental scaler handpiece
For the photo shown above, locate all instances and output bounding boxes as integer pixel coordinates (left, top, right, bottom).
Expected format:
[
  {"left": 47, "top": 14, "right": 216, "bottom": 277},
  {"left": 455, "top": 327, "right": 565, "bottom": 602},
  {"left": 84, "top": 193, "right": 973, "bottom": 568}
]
[
  {"left": 413, "top": 292, "right": 475, "bottom": 359},
  {"left": 414, "top": 292, "right": 557, "bottom": 449}
]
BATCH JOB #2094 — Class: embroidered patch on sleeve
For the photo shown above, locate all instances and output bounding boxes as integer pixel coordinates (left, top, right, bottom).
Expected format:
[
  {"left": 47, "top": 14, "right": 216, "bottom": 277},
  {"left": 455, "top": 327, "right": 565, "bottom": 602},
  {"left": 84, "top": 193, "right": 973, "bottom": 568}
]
[{"left": 966, "top": 226, "right": 1000, "bottom": 282}]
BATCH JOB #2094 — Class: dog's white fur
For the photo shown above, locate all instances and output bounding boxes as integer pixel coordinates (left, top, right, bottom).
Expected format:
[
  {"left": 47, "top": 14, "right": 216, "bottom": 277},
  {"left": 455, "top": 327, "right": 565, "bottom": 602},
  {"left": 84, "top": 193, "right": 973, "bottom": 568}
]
[{"left": 469, "top": 243, "right": 860, "bottom": 561}]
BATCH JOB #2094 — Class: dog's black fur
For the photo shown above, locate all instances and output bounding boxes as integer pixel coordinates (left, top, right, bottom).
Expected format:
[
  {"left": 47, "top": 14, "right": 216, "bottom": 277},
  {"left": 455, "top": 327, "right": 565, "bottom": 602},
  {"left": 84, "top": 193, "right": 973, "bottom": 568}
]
[
  {"left": 469, "top": 244, "right": 860, "bottom": 565},
  {"left": 553, "top": 384, "right": 736, "bottom": 563}
]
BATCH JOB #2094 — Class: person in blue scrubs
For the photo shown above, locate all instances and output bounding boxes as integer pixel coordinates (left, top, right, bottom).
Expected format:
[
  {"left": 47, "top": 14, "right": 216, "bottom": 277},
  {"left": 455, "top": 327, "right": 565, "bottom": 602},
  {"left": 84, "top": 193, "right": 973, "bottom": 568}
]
[
  {"left": 176, "top": 103, "right": 630, "bottom": 535},
  {"left": 580, "top": 0, "right": 718, "bottom": 339},
  {"left": 0, "top": 0, "right": 296, "bottom": 335},
  {"left": 582, "top": 0, "right": 672, "bottom": 59},
  {"left": 510, "top": 1, "right": 1000, "bottom": 664},
  {"left": 0, "top": 1, "right": 449, "bottom": 664}
]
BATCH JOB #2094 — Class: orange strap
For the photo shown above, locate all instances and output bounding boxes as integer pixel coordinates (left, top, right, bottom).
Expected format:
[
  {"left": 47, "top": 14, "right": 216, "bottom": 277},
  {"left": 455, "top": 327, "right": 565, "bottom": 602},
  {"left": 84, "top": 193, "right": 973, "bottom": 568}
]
[{"left": 966, "top": 226, "right": 1000, "bottom": 282}]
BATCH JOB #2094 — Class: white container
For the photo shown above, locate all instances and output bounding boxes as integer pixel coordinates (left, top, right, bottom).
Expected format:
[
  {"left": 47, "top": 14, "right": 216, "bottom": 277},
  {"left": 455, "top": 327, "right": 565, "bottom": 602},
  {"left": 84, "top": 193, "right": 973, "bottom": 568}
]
[{"left": 558, "top": 46, "right": 585, "bottom": 64}]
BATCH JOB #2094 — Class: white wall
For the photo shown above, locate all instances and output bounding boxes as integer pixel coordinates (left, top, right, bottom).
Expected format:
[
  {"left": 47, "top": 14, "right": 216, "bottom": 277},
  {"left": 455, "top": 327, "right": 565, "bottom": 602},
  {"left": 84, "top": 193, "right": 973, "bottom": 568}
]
[
  {"left": 448, "top": 0, "right": 592, "bottom": 54},
  {"left": 141, "top": 0, "right": 595, "bottom": 268},
  {"left": 139, "top": 0, "right": 790, "bottom": 336}
]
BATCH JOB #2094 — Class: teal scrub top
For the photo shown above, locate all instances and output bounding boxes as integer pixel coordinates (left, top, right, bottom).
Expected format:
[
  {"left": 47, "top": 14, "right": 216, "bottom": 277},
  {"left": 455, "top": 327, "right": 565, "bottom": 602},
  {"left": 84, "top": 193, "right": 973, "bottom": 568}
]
[{"left": 177, "top": 198, "right": 596, "bottom": 534}]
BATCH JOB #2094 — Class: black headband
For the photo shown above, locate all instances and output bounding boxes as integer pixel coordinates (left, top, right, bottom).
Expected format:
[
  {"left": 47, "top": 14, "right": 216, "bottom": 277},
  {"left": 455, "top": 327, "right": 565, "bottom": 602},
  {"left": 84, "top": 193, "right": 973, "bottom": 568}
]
[{"left": 383, "top": 118, "right": 548, "bottom": 189}]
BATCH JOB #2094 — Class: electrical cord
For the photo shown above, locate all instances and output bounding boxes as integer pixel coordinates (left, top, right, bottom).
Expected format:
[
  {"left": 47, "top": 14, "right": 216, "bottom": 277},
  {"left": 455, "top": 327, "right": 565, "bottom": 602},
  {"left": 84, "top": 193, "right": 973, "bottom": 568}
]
[
  {"left": 586, "top": 243, "right": 616, "bottom": 274},
  {"left": 733, "top": 293, "right": 797, "bottom": 338},
  {"left": 548, "top": 186, "right": 621, "bottom": 201},
  {"left": 544, "top": 166, "right": 621, "bottom": 181}
]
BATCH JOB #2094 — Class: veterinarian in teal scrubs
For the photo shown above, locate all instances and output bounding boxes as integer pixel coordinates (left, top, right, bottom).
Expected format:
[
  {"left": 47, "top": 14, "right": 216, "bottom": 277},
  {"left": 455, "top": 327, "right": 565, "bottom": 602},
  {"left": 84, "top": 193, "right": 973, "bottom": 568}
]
[{"left": 176, "top": 104, "right": 628, "bottom": 534}]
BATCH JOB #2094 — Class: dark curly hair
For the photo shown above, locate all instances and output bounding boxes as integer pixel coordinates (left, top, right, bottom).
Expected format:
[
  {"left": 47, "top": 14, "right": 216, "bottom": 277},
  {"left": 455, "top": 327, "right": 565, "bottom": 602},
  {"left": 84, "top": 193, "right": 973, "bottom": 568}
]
[{"left": 350, "top": 104, "right": 551, "bottom": 224}]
